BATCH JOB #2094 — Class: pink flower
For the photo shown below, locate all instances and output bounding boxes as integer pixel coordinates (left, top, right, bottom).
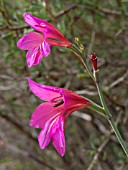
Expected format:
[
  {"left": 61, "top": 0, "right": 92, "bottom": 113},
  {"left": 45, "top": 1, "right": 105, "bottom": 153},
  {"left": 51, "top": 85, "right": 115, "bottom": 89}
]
[
  {"left": 17, "top": 13, "right": 71, "bottom": 68},
  {"left": 28, "top": 78, "right": 90, "bottom": 156}
]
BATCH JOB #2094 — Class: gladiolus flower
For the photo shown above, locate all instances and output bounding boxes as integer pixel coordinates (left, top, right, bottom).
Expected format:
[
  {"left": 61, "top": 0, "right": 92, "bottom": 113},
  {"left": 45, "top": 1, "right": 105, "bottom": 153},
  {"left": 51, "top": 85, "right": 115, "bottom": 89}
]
[
  {"left": 28, "top": 78, "right": 90, "bottom": 156},
  {"left": 17, "top": 13, "right": 71, "bottom": 68}
]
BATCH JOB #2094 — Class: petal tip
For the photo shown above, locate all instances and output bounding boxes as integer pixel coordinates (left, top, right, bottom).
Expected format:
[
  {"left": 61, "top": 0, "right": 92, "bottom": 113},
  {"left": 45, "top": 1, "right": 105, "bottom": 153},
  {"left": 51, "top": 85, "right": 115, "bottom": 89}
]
[
  {"left": 27, "top": 77, "right": 33, "bottom": 90},
  {"left": 28, "top": 64, "right": 32, "bottom": 68},
  {"left": 24, "top": 13, "right": 33, "bottom": 23},
  {"left": 17, "top": 38, "right": 22, "bottom": 49},
  {"left": 23, "top": 13, "right": 30, "bottom": 18},
  {"left": 27, "top": 77, "right": 30, "bottom": 81},
  {"left": 27, "top": 77, "right": 33, "bottom": 87},
  {"left": 17, "top": 41, "right": 19, "bottom": 48},
  {"left": 29, "top": 122, "right": 33, "bottom": 126},
  {"left": 60, "top": 150, "right": 65, "bottom": 157}
]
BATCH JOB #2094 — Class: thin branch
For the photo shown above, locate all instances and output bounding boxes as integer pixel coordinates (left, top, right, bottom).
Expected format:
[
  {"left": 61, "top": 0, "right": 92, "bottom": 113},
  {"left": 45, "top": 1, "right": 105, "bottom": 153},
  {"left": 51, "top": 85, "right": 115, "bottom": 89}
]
[
  {"left": 104, "top": 93, "right": 125, "bottom": 110},
  {"left": 88, "top": 30, "right": 95, "bottom": 56},
  {"left": 77, "top": 4, "right": 128, "bottom": 16},
  {"left": 0, "top": 25, "right": 29, "bottom": 31},
  {"left": 0, "top": 7, "right": 12, "bottom": 26},
  {"left": 87, "top": 112, "right": 123, "bottom": 170},
  {"left": 0, "top": 136, "right": 57, "bottom": 170},
  {"left": 76, "top": 89, "right": 98, "bottom": 96},
  {"left": 0, "top": 85, "right": 15, "bottom": 91},
  {"left": 0, "top": 113, "right": 37, "bottom": 143},
  {"left": 105, "top": 71, "right": 128, "bottom": 90},
  {"left": 44, "top": 0, "right": 58, "bottom": 24},
  {"left": 55, "top": 4, "right": 77, "bottom": 18},
  {"left": 0, "top": 4, "right": 77, "bottom": 32},
  {"left": 1, "top": 3, "right": 127, "bottom": 32},
  {"left": 73, "top": 111, "right": 92, "bottom": 121},
  {"left": 87, "top": 133, "right": 112, "bottom": 170}
]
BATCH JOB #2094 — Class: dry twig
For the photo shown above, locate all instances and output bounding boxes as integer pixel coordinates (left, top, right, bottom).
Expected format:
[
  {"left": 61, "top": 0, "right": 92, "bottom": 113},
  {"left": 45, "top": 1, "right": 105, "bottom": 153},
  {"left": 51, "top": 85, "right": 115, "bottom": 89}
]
[{"left": 87, "top": 112, "right": 124, "bottom": 170}]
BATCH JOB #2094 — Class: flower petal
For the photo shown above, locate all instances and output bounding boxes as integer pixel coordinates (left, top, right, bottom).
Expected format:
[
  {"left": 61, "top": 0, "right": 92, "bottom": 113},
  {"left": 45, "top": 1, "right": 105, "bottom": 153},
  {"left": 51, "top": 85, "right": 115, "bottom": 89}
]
[
  {"left": 26, "top": 47, "right": 43, "bottom": 67},
  {"left": 46, "top": 39, "right": 71, "bottom": 47},
  {"left": 28, "top": 78, "right": 60, "bottom": 101},
  {"left": 32, "top": 49, "right": 43, "bottom": 66},
  {"left": 51, "top": 117, "right": 65, "bottom": 157},
  {"left": 40, "top": 40, "right": 50, "bottom": 57},
  {"left": 38, "top": 120, "right": 52, "bottom": 149},
  {"left": 24, "top": 13, "right": 62, "bottom": 33},
  {"left": 24, "top": 13, "right": 71, "bottom": 47},
  {"left": 24, "top": 13, "right": 50, "bottom": 33},
  {"left": 17, "top": 32, "right": 44, "bottom": 50},
  {"left": 29, "top": 102, "right": 63, "bottom": 129},
  {"left": 61, "top": 89, "right": 90, "bottom": 113},
  {"left": 34, "top": 24, "right": 71, "bottom": 47}
]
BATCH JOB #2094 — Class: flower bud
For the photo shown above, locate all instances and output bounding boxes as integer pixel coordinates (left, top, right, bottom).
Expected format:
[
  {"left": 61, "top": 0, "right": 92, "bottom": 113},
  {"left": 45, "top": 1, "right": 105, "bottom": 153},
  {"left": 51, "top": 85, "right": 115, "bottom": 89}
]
[
  {"left": 90, "top": 53, "right": 97, "bottom": 71},
  {"left": 80, "top": 44, "right": 84, "bottom": 52},
  {"left": 75, "top": 37, "right": 79, "bottom": 43}
]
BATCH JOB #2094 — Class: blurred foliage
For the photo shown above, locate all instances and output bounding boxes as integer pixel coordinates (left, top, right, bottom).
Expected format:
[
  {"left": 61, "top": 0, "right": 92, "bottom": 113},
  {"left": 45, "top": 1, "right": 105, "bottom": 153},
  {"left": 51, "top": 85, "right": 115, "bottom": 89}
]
[{"left": 0, "top": 0, "right": 128, "bottom": 170}]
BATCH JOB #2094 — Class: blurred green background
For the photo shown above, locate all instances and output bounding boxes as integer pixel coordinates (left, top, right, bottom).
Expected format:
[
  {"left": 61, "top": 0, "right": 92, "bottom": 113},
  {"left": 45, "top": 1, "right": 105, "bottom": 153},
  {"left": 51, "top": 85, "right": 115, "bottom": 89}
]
[{"left": 0, "top": 0, "right": 128, "bottom": 170}]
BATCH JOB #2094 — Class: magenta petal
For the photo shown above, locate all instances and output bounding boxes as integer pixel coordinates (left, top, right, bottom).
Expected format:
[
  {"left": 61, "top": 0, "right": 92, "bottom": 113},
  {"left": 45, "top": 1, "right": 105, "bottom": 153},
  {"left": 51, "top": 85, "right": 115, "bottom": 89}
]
[
  {"left": 61, "top": 89, "right": 90, "bottom": 111},
  {"left": 32, "top": 50, "right": 43, "bottom": 66},
  {"left": 26, "top": 48, "right": 37, "bottom": 68},
  {"left": 24, "top": 13, "right": 49, "bottom": 33},
  {"left": 30, "top": 102, "right": 63, "bottom": 129},
  {"left": 17, "top": 32, "right": 44, "bottom": 50},
  {"left": 28, "top": 78, "right": 60, "bottom": 101},
  {"left": 26, "top": 47, "right": 42, "bottom": 68},
  {"left": 23, "top": 13, "right": 71, "bottom": 47},
  {"left": 40, "top": 41, "right": 50, "bottom": 57},
  {"left": 38, "top": 120, "right": 52, "bottom": 149},
  {"left": 46, "top": 39, "right": 71, "bottom": 47},
  {"left": 24, "top": 13, "right": 59, "bottom": 33},
  {"left": 37, "top": 24, "right": 71, "bottom": 47},
  {"left": 44, "top": 27, "right": 69, "bottom": 44},
  {"left": 51, "top": 117, "right": 65, "bottom": 157}
]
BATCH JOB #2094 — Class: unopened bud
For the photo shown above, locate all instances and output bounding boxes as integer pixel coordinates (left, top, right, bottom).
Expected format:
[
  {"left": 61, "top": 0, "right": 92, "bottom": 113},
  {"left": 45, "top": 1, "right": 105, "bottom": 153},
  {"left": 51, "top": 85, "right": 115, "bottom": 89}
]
[
  {"left": 75, "top": 37, "right": 79, "bottom": 43},
  {"left": 90, "top": 53, "right": 97, "bottom": 71},
  {"left": 80, "top": 44, "right": 84, "bottom": 51}
]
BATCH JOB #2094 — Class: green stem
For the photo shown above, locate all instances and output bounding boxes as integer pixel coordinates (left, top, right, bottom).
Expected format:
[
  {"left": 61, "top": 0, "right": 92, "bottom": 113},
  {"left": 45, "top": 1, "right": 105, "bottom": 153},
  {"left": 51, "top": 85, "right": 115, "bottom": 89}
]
[
  {"left": 70, "top": 44, "right": 128, "bottom": 157},
  {"left": 70, "top": 44, "right": 94, "bottom": 80},
  {"left": 96, "top": 75, "right": 128, "bottom": 157},
  {"left": 109, "top": 118, "right": 128, "bottom": 157},
  {"left": 84, "top": 97, "right": 108, "bottom": 119},
  {"left": 96, "top": 80, "right": 110, "bottom": 115}
]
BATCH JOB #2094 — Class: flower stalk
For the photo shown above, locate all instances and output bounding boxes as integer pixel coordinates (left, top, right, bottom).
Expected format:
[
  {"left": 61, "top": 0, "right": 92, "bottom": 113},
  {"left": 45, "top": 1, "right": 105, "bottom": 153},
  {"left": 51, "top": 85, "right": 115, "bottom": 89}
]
[
  {"left": 70, "top": 44, "right": 94, "bottom": 80},
  {"left": 86, "top": 98, "right": 108, "bottom": 119},
  {"left": 71, "top": 44, "right": 128, "bottom": 157},
  {"left": 95, "top": 71, "right": 128, "bottom": 157}
]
